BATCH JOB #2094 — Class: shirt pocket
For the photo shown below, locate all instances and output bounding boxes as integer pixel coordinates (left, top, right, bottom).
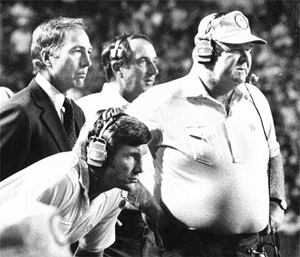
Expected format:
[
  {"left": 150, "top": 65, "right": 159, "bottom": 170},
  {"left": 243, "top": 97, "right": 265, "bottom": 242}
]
[{"left": 185, "top": 126, "right": 221, "bottom": 166}]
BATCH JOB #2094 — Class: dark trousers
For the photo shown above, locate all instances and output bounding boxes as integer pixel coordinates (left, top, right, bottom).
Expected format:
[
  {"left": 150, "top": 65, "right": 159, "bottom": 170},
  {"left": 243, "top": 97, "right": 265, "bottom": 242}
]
[
  {"left": 160, "top": 230, "right": 261, "bottom": 257},
  {"left": 104, "top": 209, "right": 160, "bottom": 257}
]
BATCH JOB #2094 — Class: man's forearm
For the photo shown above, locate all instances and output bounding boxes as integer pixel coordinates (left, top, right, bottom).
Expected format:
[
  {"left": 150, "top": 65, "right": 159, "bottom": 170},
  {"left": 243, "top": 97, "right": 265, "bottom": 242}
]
[
  {"left": 269, "top": 154, "right": 285, "bottom": 200},
  {"left": 268, "top": 153, "right": 286, "bottom": 230}
]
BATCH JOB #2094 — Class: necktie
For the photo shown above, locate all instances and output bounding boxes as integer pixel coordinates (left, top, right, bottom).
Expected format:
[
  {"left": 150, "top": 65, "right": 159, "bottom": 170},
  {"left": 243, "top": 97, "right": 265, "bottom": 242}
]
[{"left": 63, "top": 97, "right": 77, "bottom": 148}]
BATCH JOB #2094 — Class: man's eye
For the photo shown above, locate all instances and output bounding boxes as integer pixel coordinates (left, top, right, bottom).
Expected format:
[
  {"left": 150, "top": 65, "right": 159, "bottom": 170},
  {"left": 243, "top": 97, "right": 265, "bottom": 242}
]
[
  {"left": 136, "top": 59, "right": 147, "bottom": 67},
  {"left": 137, "top": 58, "right": 147, "bottom": 64},
  {"left": 228, "top": 47, "right": 252, "bottom": 53},
  {"left": 228, "top": 48, "right": 240, "bottom": 53}
]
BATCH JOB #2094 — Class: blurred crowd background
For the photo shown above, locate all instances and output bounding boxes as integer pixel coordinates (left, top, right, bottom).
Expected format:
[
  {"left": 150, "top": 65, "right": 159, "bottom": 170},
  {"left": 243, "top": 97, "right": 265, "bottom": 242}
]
[{"left": 0, "top": 0, "right": 299, "bottom": 256}]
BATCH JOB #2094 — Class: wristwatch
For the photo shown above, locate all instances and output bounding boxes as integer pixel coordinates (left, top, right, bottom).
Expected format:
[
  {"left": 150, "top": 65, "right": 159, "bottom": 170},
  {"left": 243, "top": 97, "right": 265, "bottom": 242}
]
[{"left": 270, "top": 197, "right": 287, "bottom": 211}]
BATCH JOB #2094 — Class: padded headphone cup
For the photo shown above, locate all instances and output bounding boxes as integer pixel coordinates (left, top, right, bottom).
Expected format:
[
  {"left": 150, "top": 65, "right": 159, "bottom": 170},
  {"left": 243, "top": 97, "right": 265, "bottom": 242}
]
[
  {"left": 111, "top": 61, "right": 121, "bottom": 72},
  {"left": 86, "top": 107, "right": 124, "bottom": 167},
  {"left": 195, "top": 38, "right": 214, "bottom": 63},
  {"left": 195, "top": 13, "right": 225, "bottom": 64},
  {"left": 87, "top": 138, "right": 107, "bottom": 167},
  {"left": 110, "top": 36, "right": 128, "bottom": 61}
]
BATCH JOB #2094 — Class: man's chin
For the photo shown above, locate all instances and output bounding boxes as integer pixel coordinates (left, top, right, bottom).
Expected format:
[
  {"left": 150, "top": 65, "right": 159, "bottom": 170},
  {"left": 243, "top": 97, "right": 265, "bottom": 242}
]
[
  {"left": 75, "top": 79, "right": 86, "bottom": 88},
  {"left": 124, "top": 183, "right": 138, "bottom": 192},
  {"left": 232, "top": 76, "right": 246, "bottom": 85}
]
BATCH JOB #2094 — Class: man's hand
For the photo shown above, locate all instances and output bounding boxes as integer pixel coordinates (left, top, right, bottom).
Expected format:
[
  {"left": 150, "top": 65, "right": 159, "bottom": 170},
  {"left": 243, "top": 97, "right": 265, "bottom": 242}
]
[
  {"left": 269, "top": 201, "right": 285, "bottom": 232},
  {"left": 74, "top": 247, "right": 103, "bottom": 257}
]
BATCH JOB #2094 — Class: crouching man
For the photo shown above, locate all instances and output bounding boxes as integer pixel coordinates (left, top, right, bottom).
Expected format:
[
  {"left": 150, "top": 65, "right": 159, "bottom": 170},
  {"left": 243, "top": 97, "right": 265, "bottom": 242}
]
[{"left": 0, "top": 107, "right": 151, "bottom": 257}]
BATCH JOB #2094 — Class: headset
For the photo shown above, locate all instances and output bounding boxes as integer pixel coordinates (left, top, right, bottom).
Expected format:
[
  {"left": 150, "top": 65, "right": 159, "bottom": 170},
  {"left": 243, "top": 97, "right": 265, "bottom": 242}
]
[
  {"left": 110, "top": 34, "right": 132, "bottom": 61},
  {"left": 108, "top": 34, "right": 133, "bottom": 73},
  {"left": 194, "top": 13, "right": 224, "bottom": 64},
  {"left": 87, "top": 107, "right": 126, "bottom": 167}
]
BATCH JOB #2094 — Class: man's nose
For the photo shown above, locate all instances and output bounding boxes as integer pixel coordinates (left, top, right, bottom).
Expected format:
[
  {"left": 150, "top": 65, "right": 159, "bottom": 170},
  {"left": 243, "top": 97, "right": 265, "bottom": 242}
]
[
  {"left": 148, "top": 62, "right": 159, "bottom": 76},
  {"left": 81, "top": 52, "right": 92, "bottom": 68},
  {"left": 133, "top": 160, "right": 143, "bottom": 175}
]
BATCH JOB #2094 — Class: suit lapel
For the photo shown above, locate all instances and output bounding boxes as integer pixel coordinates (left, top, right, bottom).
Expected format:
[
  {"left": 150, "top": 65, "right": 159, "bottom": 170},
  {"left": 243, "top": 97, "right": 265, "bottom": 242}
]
[{"left": 29, "top": 80, "right": 71, "bottom": 151}]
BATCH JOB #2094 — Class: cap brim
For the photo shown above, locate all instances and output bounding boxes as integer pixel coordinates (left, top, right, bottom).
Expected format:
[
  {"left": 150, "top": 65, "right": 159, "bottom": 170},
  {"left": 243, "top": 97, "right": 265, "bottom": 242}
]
[{"left": 217, "top": 33, "right": 267, "bottom": 45}]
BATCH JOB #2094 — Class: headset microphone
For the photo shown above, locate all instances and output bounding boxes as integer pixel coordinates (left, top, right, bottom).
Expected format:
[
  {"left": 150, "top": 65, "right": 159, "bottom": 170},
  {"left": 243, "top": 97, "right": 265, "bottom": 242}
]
[{"left": 247, "top": 73, "right": 259, "bottom": 84}]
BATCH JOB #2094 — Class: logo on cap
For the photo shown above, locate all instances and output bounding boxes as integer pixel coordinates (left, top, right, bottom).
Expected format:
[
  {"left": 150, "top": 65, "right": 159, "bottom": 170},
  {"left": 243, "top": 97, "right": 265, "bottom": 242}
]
[{"left": 234, "top": 13, "right": 248, "bottom": 30}]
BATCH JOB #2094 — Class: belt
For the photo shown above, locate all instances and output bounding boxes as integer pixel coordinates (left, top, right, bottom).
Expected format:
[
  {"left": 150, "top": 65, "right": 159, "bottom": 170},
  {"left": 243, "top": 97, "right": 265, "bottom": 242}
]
[{"left": 116, "top": 209, "right": 149, "bottom": 239}]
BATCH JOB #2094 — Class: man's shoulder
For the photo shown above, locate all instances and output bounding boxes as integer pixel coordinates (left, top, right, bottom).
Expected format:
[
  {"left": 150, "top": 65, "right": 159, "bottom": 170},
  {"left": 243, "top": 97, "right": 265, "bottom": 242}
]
[
  {"left": 76, "top": 92, "right": 102, "bottom": 106},
  {"left": 151, "top": 76, "right": 187, "bottom": 94},
  {"left": 6, "top": 86, "right": 33, "bottom": 105},
  {"left": 0, "top": 89, "right": 36, "bottom": 119},
  {"left": 0, "top": 152, "right": 76, "bottom": 204},
  {"left": 12, "top": 152, "right": 72, "bottom": 181},
  {"left": 103, "top": 188, "right": 124, "bottom": 211},
  {"left": 243, "top": 83, "right": 269, "bottom": 104},
  {"left": 1, "top": 79, "right": 45, "bottom": 110},
  {"left": 76, "top": 91, "right": 115, "bottom": 111},
  {"left": 132, "top": 76, "right": 187, "bottom": 104}
]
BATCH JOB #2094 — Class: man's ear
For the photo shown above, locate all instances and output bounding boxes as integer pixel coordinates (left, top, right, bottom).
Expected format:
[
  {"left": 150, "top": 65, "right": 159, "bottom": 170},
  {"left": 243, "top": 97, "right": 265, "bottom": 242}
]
[
  {"left": 111, "top": 61, "right": 121, "bottom": 73},
  {"left": 111, "top": 61, "right": 124, "bottom": 78},
  {"left": 41, "top": 49, "right": 52, "bottom": 67}
]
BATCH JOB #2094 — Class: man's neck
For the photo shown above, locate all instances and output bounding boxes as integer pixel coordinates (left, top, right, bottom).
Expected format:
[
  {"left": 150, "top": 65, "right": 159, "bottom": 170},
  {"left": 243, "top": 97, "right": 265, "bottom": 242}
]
[
  {"left": 88, "top": 167, "right": 111, "bottom": 201},
  {"left": 200, "top": 73, "right": 236, "bottom": 99}
]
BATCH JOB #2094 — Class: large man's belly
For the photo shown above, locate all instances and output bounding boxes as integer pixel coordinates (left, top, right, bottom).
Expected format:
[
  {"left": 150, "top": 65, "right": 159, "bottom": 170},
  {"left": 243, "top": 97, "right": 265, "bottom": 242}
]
[{"left": 159, "top": 148, "right": 270, "bottom": 234}]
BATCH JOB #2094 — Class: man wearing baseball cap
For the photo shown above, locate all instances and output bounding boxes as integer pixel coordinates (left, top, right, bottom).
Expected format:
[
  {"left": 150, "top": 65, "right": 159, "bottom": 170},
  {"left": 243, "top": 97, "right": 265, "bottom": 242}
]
[{"left": 127, "top": 10, "right": 286, "bottom": 257}]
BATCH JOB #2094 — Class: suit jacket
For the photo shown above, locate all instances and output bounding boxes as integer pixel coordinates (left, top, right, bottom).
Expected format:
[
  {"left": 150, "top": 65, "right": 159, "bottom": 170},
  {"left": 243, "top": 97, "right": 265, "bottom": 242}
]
[{"left": 0, "top": 79, "right": 85, "bottom": 180}]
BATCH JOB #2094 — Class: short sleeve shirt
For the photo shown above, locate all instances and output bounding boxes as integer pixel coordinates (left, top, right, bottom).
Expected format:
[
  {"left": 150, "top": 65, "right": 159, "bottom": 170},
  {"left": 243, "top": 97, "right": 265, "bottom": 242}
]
[
  {"left": 127, "top": 70, "right": 280, "bottom": 229},
  {"left": 0, "top": 152, "right": 123, "bottom": 252}
]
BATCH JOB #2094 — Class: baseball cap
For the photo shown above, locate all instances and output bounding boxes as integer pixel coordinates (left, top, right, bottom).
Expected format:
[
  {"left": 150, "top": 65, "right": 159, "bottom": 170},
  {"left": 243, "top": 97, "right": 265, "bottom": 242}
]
[{"left": 195, "top": 11, "right": 266, "bottom": 45}]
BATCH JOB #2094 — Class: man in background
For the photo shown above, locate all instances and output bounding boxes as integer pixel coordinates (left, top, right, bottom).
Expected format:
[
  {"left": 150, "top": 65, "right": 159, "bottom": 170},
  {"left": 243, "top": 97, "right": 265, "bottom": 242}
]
[
  {"left": 0, "top": 17, "right": 92, "bottom": 180},
  {"left": 127, "top": 11, "right": 286, "bottom": 257},
  {"left": 77, "top": 33, "right": 159, "bottom": 257}
]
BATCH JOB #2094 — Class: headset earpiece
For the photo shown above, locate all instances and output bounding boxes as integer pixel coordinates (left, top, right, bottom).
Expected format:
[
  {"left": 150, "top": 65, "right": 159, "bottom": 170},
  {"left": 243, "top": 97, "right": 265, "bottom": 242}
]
[
  {"left": 87, "top": 137, "right": 107, "bottom": 167},
  {"left": 111, "top": 61, "right": 121, "bottom": 73},
  {"left": 110, "top": 37, "right": 127, "bottom": 61},
  {"left": 195, "top": 13, "right": 224, "bottom": 64},
  {"left": 195, "top": 37, "right": 214, "bottom": 63},
  {"left": 86, "top": 107, "right": 125, "bottom": 167}
]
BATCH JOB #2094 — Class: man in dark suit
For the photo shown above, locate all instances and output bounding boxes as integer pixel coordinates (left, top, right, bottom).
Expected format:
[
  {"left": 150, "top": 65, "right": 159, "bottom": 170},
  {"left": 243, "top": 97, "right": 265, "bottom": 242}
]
[{"left": 0, "top": 17, "right": 92, "bottom": 180}]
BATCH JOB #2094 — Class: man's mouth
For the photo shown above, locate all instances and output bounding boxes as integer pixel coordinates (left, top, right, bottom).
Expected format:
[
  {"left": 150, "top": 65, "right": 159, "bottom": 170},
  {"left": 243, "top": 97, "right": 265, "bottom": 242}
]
[
  {"left": 128, "top": 177, "right": 138, "bottom": 183},
  {"left": 236, "top": 67, "right": 248, "bottom": 74},
  {"left": 77, "top": 72, "right": 87, "bottom": 79},
  {"left": 144, "top": 79, "right": 153, "bottom": 85}
]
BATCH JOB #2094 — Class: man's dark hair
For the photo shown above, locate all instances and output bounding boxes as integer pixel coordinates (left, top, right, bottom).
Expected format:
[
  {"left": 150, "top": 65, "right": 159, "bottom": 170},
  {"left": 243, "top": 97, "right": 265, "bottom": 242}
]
[{"left": 87, "top": 107, "right": 151, "bottom": 166}]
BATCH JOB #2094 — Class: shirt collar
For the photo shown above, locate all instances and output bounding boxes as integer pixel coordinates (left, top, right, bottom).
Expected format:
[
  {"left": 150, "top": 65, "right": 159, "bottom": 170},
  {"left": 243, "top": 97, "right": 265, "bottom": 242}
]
[
  {"left": 182, "top": 69, "right": 208, "bottom": 98},
  {"left": 102, "top": 82, "right": 130, "bottom": 110},
  {"left": 35, "top": 73, "right": 65, "bottom": 111},
  {"left": 77, "top": 157, "right": 90, "bottom": 197}
]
